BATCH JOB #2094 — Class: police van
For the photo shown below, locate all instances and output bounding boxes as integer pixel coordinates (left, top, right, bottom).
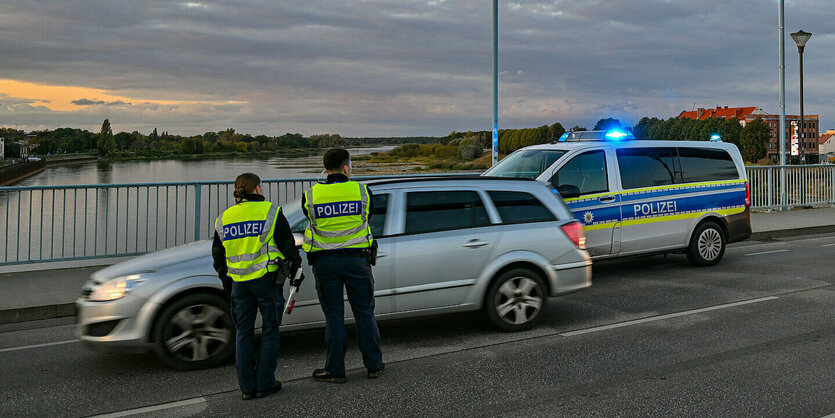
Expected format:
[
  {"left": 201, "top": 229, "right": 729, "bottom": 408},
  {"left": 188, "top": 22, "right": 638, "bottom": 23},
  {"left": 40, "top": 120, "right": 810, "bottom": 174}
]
[{"left": 484, "top": 130, "right": 752, "bottom": 266}]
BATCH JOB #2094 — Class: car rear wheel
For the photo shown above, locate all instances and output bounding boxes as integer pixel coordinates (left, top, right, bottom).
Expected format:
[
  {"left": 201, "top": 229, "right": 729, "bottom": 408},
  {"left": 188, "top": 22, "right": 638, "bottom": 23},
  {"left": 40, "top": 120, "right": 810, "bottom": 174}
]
[
  {"left": 486, "top": 268, "right": 547, "bottom": 332},
  {"left": 687, "top": 221, "right": 726, "bottom": 267},
  {"left": 153, "top": 293, "right": 235, "bottom": 370}
]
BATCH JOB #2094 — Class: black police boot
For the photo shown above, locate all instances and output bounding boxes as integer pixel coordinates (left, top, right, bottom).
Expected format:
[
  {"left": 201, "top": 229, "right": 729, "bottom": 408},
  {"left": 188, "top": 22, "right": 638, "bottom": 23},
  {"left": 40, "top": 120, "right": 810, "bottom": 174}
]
[
  {"left": 255, "top": 381, "right": 282, "bottom": 398},
  {"left": 241, "top": 390, "right": 256, "bottom": 401},
  {"left": 367, "top": 362, "right": 385, "bottom": 379},
  {"left": 312, "top": 368, "right": 346, "bottom": 383}
]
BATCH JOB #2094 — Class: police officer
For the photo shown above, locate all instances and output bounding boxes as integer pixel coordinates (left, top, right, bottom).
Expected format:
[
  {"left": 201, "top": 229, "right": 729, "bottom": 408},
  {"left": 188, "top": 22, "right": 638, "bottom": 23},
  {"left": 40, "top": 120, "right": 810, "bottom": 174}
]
[
  {"left": 212, "top": 173, "right": 303, "bottom": 400},
  {"left": 302, "top": 148, "right": 383, "bottom": 383}
]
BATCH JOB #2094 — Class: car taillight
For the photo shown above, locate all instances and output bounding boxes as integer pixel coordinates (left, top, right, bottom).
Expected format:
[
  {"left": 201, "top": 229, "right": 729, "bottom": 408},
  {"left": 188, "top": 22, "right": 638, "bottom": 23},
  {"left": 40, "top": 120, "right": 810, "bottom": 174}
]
[
  {"left": 745, "top": 181, "right": 750, "bottom": 207},
  {"left": 560, "top": 221, "right": 586, "bottom": 249}
]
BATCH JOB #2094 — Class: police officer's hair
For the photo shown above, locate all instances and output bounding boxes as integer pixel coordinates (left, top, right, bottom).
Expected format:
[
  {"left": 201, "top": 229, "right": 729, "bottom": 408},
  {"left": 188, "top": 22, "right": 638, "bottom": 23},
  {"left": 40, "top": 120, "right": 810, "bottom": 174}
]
[
  {"left": 323, "top": 148, "right": 350, "bottom": 172},
  {"left": 233, "top": 173, "right": 260, "bottom": 203}
]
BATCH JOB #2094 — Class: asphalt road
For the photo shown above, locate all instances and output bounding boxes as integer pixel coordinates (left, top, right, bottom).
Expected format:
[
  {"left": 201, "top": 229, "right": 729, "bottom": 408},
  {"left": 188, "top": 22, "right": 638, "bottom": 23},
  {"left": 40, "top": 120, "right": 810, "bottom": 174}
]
[{"left": 1, "top": 233, "right": 833, "bottom": 417}]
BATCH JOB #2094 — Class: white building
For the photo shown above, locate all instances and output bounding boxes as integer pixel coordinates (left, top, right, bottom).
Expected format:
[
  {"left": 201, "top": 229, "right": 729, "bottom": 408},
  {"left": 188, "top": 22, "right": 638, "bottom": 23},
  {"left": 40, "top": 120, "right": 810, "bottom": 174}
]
[{"left": 819, "top": 130, "right": 835, "bottom": 156}]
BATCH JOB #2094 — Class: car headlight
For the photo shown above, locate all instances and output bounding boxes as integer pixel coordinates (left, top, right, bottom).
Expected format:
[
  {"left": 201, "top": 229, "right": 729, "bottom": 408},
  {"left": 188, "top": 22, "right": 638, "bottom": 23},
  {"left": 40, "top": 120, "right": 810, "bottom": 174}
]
[{"left": 88, "top": 274, "right": 148, "bottom": 302}]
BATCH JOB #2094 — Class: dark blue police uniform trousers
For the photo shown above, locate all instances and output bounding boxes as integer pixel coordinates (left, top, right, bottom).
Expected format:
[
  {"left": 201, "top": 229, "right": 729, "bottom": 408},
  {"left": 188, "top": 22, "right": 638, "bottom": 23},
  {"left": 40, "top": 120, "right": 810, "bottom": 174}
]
[
  {"left": 231, "top": 274, "right": 285, "bottom": 394},
  {"left": 313, "top": 253, "right": 382, "bottom": 375}
]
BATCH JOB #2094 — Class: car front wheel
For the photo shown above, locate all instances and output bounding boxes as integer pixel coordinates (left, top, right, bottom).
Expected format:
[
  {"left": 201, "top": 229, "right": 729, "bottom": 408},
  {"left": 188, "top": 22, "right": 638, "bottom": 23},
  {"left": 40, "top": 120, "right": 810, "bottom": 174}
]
[
  {"left": 152, "top": 293, "right": 235, "bottom": 370},
  {"left": 485, "top": 268, "right": 547, "bottom": 332}
]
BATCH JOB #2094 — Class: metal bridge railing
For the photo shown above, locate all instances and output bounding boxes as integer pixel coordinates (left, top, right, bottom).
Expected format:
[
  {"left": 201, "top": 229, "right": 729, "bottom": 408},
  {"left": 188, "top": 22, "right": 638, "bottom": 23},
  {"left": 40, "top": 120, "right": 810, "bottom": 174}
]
[
  {"left": 1, "top": 168, "right": 833, "bottom": 266},
  {"left": 746, "top": 165, "right": 835, "bottom": 210},
  {"left": 0, "top": 174, "right": 473, "bottom": 266}
]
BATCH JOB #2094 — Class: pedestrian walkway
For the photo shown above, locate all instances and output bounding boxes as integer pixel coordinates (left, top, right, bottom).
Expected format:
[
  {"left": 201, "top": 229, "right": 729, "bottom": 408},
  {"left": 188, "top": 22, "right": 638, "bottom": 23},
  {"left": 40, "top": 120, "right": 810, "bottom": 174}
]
[{"left": 1, "top": 206, "right": 833, "bottom": 323}]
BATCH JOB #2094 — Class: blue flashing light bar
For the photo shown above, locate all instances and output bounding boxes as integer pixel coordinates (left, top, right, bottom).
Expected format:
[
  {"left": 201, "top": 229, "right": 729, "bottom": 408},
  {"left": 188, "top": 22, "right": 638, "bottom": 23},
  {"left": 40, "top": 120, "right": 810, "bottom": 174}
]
[
  {"left": 604, "top": 129, "right": 632, "bottom": 140},
  {"left": 710, "top": 134, "right": 722, "bottom": 142}
]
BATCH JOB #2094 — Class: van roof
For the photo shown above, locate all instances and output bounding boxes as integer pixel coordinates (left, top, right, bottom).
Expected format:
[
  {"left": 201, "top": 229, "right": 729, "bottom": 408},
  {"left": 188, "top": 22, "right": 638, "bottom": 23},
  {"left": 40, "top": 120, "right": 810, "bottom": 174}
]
[
  {"left": 360, "top": 175, "right": 537, "bottom": 187},
  {"left": 525, "top": 139, "right": 739, "bottom": 151}
]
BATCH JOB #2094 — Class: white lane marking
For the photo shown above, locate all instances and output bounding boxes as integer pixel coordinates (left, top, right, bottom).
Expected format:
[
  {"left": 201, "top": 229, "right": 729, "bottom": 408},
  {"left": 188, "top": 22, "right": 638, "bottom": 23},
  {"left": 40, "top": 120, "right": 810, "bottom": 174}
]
[
  {"left": 560, "top": 296, "right": 779, "bottom": 337},
  {"left": 822, "top": 243, "right": 835, "bottom": 247},
  {"left": 0, "top": 339, "right": 78, "bottom": 353},
  {"left": 90, "top": 397, "right": 206, "bottom": 418},
  {"left": 745, "top": 249, "right": 789, "bottom": 256}
]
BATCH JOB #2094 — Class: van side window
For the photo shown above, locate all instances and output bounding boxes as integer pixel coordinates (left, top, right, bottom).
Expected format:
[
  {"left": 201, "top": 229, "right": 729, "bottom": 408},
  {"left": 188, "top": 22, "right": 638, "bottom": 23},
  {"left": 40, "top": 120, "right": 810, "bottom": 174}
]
[
  {"left": 488, "top": 191, "right": 557, "bottom": 224},
  {"left": 677, "top": 148, "right": 739, "bottom": 183},
  {"left": 549, "top": 150, "right": 608, "bottom": 196},
  {"left": 405, "top": 191, "right": 490, "bottom": 234},
  {"left": 616, "top": 147, "right": 679, "bottom": 189}
]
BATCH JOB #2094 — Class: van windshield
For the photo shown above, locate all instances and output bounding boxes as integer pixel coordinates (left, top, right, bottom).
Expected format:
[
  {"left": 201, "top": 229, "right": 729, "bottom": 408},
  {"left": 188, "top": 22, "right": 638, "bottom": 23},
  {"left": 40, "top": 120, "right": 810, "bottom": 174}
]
[{"left": 483, "top": 149, "right": 566, "bottom": 179}]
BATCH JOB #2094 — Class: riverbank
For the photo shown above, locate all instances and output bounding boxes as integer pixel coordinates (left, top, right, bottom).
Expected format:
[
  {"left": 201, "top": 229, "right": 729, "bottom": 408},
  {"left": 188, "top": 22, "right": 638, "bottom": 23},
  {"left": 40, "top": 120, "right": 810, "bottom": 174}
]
[
  {"left": 0, "top": 160, "right": 46, "bottom": 186},
  {"left": 44, "top": 155, "right": 98, "bottom": 167}
]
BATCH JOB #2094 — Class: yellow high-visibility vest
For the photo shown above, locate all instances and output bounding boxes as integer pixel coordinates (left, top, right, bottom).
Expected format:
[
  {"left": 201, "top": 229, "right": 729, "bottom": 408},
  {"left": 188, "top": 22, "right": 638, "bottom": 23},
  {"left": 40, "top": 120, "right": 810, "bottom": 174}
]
[
  {"left": 215, "top": 200, "right": 284, "bottom": 282},
  {"left": 303, "top": 181, "right": 373, "bottom": 253}
]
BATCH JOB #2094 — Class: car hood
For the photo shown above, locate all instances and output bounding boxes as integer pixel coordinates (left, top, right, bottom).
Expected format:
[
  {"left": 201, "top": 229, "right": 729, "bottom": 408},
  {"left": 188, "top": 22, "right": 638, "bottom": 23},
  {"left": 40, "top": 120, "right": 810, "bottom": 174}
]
[{"left": 92, "top": 240, "right": 213, "bottom": 282}]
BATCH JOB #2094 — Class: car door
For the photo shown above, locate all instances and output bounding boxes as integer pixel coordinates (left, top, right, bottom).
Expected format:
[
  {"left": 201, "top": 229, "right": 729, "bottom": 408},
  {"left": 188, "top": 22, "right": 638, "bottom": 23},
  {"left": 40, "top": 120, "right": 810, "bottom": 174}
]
[
  {"left": 283, "top": 191, "right": 394, "bottom": 326},
  {"left": 615, "top": 146, "right": 684, "bottom": 253},
  {"left": 549, "top": 148, "right": 621, "bottom": 257},
  {"left": 389, "top": 188, "right": 498, "bottom": 312}
]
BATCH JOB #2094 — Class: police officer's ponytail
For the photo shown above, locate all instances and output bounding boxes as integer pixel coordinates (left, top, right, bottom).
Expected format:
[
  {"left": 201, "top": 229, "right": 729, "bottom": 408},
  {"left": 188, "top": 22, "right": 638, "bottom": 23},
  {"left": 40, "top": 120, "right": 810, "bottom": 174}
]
[{"left": 233, "top": 173, "right": 261, "bottom": 203}]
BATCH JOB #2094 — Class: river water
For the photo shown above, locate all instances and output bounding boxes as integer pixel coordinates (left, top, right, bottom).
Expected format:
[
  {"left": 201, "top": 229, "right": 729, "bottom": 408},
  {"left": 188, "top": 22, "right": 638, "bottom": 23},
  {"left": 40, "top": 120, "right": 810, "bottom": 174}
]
[
  {"left": 15, "top": 146, "right": 394, "bottom": 187},
  {"left": 1, "top": 147, "right": 395, "bottom": 265}
]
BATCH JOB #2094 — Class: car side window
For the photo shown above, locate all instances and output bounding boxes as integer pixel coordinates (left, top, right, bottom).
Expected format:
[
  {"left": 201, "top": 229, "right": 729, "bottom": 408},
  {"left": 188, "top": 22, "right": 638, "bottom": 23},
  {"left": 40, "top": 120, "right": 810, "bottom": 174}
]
[
  {"left": 405, "top": 191, "right": 490, "bottom": 235},
  {"left": 550, "top": 150, "right": 608, "bottom": 195},
  {"left": 369, "top": 193, "right": 388, "bottom": 237},
  {"left": 488, "top": 191, "right": 556, "bottom": 224},
  {"left": 616, "top": 147, "right": 680, "bottom": 189},
  {"left": 677, "top": 148, "right": 739, "bottom": 183}
]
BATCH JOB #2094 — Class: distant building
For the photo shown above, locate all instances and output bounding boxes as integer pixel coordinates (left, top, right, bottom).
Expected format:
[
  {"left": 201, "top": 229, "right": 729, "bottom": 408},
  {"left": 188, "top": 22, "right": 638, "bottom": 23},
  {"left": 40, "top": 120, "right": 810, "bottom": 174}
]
[
  {"left": 820, "top": 130, "right": 835, "bottom": 155},
  {"left": 678, "top": 106, "right": 820, "bottom": 163}
]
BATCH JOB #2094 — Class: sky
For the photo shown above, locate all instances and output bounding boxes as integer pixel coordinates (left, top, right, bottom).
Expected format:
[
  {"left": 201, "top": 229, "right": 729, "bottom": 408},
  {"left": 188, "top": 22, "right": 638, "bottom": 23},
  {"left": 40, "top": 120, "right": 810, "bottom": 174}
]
[{"left": 1, "top": 0, "right": 833, "bottom": 137}]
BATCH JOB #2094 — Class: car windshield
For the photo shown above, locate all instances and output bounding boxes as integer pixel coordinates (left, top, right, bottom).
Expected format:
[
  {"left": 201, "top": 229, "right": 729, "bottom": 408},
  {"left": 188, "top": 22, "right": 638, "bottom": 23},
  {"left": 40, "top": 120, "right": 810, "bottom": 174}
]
[
  {"left": 281, "top": 198, "right": 308, "bottom": 233},
  {"left": 483, "top": 149, "right": 566, "bottom": 179}
]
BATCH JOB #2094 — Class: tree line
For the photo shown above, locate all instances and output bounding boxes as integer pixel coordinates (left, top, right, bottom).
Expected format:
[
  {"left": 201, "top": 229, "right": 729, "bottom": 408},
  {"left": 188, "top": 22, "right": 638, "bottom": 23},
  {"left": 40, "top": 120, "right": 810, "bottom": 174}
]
[{"left": 9, "top": 115, "right": 773, "bottom": 163}]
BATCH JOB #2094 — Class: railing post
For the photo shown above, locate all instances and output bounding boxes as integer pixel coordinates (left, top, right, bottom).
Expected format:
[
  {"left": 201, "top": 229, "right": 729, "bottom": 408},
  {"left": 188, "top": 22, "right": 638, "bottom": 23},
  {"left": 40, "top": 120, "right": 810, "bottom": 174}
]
[{"left": 193, "top": 185, "right": 202, "bottom": 242}]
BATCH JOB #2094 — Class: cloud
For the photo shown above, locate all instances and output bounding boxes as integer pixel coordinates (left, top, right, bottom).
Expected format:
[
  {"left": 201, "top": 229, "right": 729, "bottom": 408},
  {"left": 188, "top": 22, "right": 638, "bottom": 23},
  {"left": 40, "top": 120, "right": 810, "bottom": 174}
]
[
  {"left": 0, "top": 0, "right": 833, "bottom": 135},
  {"left": 71, "top": 98, "right": 131, "bottom": 106}
]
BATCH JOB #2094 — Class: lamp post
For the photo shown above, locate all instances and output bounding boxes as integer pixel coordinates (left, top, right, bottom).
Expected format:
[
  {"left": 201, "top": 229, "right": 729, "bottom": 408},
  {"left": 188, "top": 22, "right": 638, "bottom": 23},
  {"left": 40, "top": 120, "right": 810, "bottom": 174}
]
[
  {"left": 491, "top": 0, "right": 498, "bottom": 166},
  {"left": 790, "top": 29, "right": 812, "bottom": 164}
]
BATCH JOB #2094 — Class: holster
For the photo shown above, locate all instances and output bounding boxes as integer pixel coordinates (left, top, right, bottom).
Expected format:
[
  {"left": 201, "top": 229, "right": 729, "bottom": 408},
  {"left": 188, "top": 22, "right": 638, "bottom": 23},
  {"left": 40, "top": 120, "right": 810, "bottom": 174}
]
[
  {"left": 272, "top": 259, "right": 291, "bottom": 285},
  {"left": 367, "top": 244, "right": 378, "bottom": 266}
]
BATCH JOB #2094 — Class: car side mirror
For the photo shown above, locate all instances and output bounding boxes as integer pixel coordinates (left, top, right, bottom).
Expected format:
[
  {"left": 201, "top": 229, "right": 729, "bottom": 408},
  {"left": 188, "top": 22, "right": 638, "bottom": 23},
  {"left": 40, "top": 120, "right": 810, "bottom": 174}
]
[
  {"left": 557, "top": 184, "right": 581, "bottom": 199},
  {"left": 292, "top": 232, "right": 304, "bottom": 248}
]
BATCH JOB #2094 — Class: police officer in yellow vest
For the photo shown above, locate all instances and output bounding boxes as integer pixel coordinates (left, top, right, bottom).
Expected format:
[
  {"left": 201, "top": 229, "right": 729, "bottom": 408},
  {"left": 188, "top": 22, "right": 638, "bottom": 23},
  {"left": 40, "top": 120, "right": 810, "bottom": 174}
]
[
  {"left": 303, "top": 148, "right": 383, "bottom": 383},
  {"left": 212, "top": 173, "right": 302, "bottom": 400}
]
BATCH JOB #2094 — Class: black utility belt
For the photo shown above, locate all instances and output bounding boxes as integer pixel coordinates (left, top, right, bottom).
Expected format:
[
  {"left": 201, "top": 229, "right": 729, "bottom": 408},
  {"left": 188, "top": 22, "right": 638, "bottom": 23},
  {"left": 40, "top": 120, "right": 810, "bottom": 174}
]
[{"left": 318, "top": 248, "right": 370, "bottom": 257}]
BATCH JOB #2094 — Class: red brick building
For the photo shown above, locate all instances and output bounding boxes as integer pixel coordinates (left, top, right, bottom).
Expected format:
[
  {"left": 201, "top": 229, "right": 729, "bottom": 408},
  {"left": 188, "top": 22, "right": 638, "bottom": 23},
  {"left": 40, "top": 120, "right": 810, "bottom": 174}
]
[{"left": 678, "top": 106, "right": 820, "bottom": 163}]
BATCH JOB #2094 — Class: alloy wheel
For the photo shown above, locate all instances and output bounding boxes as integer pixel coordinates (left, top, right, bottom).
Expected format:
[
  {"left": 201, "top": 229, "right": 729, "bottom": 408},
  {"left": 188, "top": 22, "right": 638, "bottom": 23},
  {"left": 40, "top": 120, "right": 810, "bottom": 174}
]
[
  {"left": 163, "top": 304, "right": 232, "bottom": 362},
  {"left": 698, "top": 228, "right": 722, "bottom": 261},
  {"left": 494, "top": 277, "right": 544, "bottom": 326}
]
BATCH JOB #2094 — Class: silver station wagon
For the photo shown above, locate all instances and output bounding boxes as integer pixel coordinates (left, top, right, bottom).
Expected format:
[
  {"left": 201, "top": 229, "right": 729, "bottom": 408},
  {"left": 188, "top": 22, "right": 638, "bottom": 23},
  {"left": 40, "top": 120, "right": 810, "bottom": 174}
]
[{"left": 77, "top": 176, "right": 591, "bottom": 369}]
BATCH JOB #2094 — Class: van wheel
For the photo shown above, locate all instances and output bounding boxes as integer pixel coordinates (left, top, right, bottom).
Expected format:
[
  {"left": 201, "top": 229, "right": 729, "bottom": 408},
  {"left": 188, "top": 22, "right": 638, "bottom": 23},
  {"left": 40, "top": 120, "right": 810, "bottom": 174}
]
[
  {"left": 687, "top": 221, "right": 726, "bottom": 267},
  {"left": 486, "top": 268, "right": 547, "bottom": 332},
  {"left": 153, "top": 293, "right": 235, "bottom": 370}
]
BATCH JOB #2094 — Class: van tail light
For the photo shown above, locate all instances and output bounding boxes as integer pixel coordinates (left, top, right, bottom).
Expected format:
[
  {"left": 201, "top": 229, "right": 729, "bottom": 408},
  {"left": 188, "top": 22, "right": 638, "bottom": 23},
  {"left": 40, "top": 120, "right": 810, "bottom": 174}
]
[
  {"left": 745, "top": 181, "right": 751, "bottom": 207},
  {"left": 561, "top": 221, "right": 586, "bottom": 249}
]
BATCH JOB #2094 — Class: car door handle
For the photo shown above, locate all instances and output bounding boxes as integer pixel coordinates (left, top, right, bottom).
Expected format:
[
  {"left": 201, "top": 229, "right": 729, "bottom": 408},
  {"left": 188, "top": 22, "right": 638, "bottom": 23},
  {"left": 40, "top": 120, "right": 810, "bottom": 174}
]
[
  {"left": 462, "top": 240, "right": 489, "bottom": 248},
  {"left": 599, "top": 195, "right": 616, "bottom": 203}
]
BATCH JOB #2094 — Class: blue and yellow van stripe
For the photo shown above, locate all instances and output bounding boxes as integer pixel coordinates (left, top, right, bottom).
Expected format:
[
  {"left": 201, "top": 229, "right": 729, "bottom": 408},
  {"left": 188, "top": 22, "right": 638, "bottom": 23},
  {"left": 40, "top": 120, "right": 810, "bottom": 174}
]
[{"left": 561, "top": 180, "right": 747, "bottom": 231}]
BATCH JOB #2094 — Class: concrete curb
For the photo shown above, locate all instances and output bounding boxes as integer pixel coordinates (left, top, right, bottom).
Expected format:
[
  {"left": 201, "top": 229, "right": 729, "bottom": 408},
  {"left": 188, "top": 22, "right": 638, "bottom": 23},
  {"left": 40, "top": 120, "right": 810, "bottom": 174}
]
[
  {"left": 0, "top": 303, "right": 76, "bottom": 324},
  {"left": 749, "top": 225, "right": 835, "bottom": 241}
]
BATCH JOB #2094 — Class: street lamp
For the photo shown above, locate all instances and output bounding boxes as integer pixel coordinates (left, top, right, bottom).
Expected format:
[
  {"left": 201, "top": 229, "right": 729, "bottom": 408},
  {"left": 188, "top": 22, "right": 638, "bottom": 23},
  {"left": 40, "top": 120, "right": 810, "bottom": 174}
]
[{"left": 790, "top": 29, "right": 811, "bottom": 164}]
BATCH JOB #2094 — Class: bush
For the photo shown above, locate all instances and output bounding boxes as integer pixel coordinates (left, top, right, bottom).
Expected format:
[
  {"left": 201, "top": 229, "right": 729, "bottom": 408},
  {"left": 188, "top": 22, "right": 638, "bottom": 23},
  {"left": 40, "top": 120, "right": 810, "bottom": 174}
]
[
  {"left": 457, "top": 138, "right": 483, "bottom": 160},
  {"left": 235, "top": 142, "right": 248, "bottom": 153}
]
